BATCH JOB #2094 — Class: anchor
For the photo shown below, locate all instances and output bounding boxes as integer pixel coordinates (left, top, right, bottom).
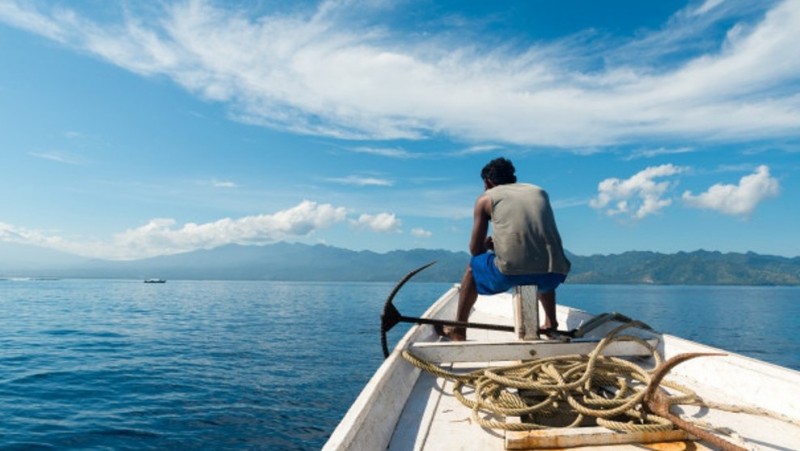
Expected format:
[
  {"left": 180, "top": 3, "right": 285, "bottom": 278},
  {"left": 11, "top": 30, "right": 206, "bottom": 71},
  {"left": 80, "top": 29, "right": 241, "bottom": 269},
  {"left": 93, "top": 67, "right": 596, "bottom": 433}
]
[
  {"left": 380, "top": 261, "right": 514, "bottom": 358},
  {"left": 643, "top": 353, "right": 747, "bottom": 451}
]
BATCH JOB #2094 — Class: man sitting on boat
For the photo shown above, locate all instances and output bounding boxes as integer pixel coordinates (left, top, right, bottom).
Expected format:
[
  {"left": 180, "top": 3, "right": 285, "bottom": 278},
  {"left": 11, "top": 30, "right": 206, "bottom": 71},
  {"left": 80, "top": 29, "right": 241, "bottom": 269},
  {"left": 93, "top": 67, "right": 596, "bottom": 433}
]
[{"left": 442, "top": 157, "right": 571, "bottom": 341}]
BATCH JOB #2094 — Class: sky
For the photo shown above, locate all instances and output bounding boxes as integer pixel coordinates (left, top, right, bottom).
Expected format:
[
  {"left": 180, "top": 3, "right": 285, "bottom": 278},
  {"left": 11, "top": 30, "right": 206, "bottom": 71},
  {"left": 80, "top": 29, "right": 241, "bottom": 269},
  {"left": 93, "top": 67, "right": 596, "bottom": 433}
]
[{"left": 0, "top": 0, "right": 798, "bottom": 261}]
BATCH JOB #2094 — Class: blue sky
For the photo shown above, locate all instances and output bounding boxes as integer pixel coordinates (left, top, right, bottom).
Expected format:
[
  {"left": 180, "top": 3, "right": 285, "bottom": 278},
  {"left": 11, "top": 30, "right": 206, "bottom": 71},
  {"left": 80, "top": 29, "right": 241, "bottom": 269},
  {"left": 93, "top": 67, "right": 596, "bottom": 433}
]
[{"left": 1, "top": 0, "right": 798, "bottom": 260}]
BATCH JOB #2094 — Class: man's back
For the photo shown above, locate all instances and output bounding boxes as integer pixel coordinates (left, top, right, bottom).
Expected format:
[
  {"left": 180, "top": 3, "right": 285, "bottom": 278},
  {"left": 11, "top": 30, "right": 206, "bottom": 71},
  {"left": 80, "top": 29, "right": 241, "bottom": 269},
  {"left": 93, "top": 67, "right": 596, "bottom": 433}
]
[{"left": 486, "top": 183, "right": 571, "bottom": 275}]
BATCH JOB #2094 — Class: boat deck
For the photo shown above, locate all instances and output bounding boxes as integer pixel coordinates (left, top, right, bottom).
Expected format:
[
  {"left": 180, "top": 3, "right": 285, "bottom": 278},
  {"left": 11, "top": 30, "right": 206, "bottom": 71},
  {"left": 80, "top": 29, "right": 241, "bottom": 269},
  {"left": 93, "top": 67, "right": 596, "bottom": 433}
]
[
  {"left": 391, "top": 306, "right": 516, "bottom": 451},
  {"left": 325, "top": 286, "right": 800, "bottom": 450},
  {"left": 386, "top": 291, "right": 800, "bottom": 451}
]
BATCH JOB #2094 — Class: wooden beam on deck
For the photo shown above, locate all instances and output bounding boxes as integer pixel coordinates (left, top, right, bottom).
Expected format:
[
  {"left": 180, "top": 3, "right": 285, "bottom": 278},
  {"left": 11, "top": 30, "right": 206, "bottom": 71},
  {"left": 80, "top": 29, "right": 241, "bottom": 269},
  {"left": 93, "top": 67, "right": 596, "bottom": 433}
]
[
  {"left": 407, "top": 338, "right": 659, "bottom": 364},
  {"left": 505, "top": 427, "right": 692, "bottom": 449}
]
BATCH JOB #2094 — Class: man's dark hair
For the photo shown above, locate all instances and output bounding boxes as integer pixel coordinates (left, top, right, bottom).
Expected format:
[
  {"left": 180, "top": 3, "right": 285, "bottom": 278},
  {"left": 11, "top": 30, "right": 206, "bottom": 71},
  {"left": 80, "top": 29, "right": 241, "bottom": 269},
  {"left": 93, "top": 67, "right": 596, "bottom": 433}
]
[{"left": 481, "top": 157, "right": 517, "bottom": 185}]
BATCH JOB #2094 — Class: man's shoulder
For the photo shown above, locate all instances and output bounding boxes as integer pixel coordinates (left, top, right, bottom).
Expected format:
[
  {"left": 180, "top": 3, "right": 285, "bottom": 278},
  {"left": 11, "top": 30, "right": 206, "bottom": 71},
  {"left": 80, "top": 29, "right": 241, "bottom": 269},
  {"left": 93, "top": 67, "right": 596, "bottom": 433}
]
[
  {"left": 490, "top": 183, "right": 545, "bottom": 193},
  {"left": 475, "top": 192, "right": 493, "bottom": 208}
]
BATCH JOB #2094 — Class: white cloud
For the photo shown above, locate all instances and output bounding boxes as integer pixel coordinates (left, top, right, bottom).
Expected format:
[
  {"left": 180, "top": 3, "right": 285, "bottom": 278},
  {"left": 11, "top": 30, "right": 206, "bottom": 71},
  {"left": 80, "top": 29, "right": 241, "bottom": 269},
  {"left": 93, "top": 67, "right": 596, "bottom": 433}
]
[
  {"left": 590, "top": 164, "right": 686, "bottom": 219},
  {"left": 682, "top": 165, "right": 779, "bottom": 217},
  {"left": 1, "top": 1, "right": 798, "bottom": 147},
  {"left": 29, "top": 151, "right": 84, "bottom": 165},
  {"left": 624, "top": 146, "right": 695, "bottom": 160},
  {"left": 0, "top": 222, "right": 68, "bottom": 249},
  {"left": 111, "top": 200, "right": 348, "bottom": 258},
  {"left": 453, "top": 144, "right": 503, "bottom": 156},
  {"left": 349, "top": 146, "right": 421, "bottom": 158},
  {"left": 326, "top": 175, "right": 393, "bottom": 186},
  {"left": 691, "top": 0, "right": 727, "bottom": 17},
  {"left": 0, "top": 200, "right": 348, "bottom": 260},
  {"left": 350, "top": 212, "right": 401, "bottom": 232},
  {"left": 211, "top": 179, "right": 238, "bottom": 188},
  {"left": 411, "top": 227, "right": 432, "bottom": 238}
]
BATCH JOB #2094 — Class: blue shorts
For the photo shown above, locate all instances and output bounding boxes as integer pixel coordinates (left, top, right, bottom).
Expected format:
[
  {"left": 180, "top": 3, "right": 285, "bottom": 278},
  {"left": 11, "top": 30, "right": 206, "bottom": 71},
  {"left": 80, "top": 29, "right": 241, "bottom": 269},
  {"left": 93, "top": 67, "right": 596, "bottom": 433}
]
[{"left": 471, "top": 253, "right": 567, "bottom": 295}]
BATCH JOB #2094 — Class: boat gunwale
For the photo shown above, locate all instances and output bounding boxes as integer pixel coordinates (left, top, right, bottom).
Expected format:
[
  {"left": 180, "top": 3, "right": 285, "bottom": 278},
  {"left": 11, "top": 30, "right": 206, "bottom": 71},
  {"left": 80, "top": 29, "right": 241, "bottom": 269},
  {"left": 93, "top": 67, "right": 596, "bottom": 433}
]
[{"left": 322, "top": 284, "right": 461, "bottom": 450}]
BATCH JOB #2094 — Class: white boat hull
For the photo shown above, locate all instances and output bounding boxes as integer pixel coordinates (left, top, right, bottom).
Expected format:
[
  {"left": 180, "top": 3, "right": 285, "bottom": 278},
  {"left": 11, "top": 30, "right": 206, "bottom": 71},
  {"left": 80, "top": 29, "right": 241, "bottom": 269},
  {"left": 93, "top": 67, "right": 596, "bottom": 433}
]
[{"left": 325, "top": 285, "right": 800, "bottom": 450}]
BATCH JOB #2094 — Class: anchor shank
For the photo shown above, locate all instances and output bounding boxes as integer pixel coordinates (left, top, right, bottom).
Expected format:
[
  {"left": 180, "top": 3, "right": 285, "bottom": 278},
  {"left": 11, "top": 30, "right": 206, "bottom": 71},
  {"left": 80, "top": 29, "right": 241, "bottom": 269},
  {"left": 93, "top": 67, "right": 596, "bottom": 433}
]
[{"left": 398, "top": 316, "right": 515, "bottom": 332}]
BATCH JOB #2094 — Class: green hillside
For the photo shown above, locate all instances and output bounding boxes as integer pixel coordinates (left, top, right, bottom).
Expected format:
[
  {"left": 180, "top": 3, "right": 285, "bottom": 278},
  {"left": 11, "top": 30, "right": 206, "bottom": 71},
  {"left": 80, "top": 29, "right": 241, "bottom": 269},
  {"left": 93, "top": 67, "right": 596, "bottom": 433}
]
[{"left": 2, "top": 242, "right": 799, "bottom": 285}]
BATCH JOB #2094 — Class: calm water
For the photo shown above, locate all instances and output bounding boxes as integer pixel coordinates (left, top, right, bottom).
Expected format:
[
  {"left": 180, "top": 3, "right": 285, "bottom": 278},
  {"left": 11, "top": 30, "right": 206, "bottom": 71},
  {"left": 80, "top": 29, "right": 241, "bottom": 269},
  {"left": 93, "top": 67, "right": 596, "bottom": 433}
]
[{"left": 1, "top": 280, "right": 798, "bottom": 450}]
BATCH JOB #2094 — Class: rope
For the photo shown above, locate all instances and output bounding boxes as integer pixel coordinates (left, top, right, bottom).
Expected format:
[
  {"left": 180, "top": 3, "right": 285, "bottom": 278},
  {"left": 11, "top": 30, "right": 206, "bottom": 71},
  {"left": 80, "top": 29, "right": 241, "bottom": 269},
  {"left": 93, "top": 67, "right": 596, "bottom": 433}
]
[
  {"left": 403, "top": 324, "right": 675, "bottom": 432},
  {"left": 401, "top": 323, "right": 790, "bottom": 440}
]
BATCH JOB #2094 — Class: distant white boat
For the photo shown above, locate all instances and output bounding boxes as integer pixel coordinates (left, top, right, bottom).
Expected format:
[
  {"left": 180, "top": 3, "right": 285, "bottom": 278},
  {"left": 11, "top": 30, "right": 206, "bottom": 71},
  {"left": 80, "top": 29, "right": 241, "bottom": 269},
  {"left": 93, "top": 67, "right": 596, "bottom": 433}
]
[
  {"left": 143, "top": 278, "right": 166, "bottom": 283},
  {"left": 325, "top": 263, "right": 800, "bottom": 451}
]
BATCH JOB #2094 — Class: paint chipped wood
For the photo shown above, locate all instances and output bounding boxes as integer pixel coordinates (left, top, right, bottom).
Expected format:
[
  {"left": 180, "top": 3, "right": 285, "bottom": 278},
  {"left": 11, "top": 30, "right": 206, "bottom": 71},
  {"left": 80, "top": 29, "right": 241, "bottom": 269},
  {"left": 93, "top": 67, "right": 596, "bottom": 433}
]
[{"left": 505, "top": 427, "right": 691, "bottom": 449}]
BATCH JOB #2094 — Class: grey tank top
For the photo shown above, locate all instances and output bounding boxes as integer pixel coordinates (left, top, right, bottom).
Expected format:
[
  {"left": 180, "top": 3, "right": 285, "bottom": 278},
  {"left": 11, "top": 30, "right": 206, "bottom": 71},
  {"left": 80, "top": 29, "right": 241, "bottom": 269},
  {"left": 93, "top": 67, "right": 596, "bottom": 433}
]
[{"left": 486, "top": 183, "right": 571, "bottom": 275}]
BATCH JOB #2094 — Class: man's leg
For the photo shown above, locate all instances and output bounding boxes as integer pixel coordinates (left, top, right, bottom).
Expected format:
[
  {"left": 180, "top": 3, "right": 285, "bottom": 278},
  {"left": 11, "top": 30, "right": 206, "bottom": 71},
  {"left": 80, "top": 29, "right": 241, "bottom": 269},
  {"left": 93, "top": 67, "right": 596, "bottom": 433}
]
[
  {"left": 447, "top": 265, "right": 476, "bottom": 341},
  {"left": 538, "top": 290, "right": 558, "bottom": 330}
]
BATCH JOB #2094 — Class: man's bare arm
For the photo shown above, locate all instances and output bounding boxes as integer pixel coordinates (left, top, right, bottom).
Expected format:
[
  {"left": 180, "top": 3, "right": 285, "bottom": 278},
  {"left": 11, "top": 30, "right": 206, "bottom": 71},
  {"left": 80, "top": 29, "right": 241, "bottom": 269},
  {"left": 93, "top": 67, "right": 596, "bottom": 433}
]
[{"left": 468, "top": 194, "right": 492, "bottom": 256}]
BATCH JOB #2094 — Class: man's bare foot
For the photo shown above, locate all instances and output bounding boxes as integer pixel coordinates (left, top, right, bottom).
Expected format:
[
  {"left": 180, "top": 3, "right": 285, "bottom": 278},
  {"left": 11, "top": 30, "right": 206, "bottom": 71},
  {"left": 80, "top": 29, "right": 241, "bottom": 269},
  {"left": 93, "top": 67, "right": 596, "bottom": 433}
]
[
  {"left": 434, "top": 324, "right": 466, "bottom": 341},
  {"left": 444, "top": 326, "right": 466, "bottom": 341}
]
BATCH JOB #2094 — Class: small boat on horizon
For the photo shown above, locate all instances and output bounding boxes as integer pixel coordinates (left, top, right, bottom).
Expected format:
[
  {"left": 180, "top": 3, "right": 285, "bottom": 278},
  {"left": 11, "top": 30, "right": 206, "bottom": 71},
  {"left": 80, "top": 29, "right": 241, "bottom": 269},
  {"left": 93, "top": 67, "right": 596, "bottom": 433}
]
[{"left": 143, "top": 278, "right": 166, "bottom": 283}]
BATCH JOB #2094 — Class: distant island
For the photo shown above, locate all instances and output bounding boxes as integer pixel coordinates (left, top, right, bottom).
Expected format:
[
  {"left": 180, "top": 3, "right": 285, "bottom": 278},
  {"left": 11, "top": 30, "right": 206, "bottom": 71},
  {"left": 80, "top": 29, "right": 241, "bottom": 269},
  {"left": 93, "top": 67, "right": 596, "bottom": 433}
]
[{"left": 1, "top": 241, "right": 799, "bottom": 285}]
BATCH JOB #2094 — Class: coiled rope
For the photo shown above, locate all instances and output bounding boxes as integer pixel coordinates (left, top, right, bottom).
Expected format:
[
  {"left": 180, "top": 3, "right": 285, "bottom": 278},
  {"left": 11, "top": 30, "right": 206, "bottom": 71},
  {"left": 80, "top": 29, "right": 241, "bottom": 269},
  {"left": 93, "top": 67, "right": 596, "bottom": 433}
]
[
  {"left": 401, "top": 323, "right": 800, "bottom": 451},
  {"left": 402, "top": 323, "right": 692, "bottom": 433}
]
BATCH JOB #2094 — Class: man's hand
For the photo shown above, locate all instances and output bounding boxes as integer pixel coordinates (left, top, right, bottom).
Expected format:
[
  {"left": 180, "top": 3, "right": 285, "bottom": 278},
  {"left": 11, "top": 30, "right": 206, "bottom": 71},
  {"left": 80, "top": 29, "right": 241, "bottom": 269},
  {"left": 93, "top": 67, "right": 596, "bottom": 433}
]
[{"left": 485, "top": 236, "right": 494, "bottom": 250}]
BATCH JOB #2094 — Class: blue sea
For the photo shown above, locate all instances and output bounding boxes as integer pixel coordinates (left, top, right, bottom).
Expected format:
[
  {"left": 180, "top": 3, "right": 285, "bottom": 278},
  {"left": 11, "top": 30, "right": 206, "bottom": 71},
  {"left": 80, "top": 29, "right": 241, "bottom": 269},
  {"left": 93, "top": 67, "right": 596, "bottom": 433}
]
[{"left": 1, "top": 279, "right": 798, "bottom": 450}]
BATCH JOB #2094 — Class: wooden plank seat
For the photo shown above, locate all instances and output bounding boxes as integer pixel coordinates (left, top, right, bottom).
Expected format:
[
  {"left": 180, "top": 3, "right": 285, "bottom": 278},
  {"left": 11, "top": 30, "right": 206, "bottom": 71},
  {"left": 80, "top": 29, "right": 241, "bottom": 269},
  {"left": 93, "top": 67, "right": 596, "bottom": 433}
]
[{"left": 407, "top": 338, "right": 660, "bottom": 364}]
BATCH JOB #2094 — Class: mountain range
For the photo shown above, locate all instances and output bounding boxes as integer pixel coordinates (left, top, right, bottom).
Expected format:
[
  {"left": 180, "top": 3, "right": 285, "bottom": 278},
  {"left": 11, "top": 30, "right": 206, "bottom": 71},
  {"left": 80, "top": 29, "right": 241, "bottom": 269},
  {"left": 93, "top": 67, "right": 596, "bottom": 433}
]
[{"left": 1, "top": 241, "right": 799, "bottom": 285}]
